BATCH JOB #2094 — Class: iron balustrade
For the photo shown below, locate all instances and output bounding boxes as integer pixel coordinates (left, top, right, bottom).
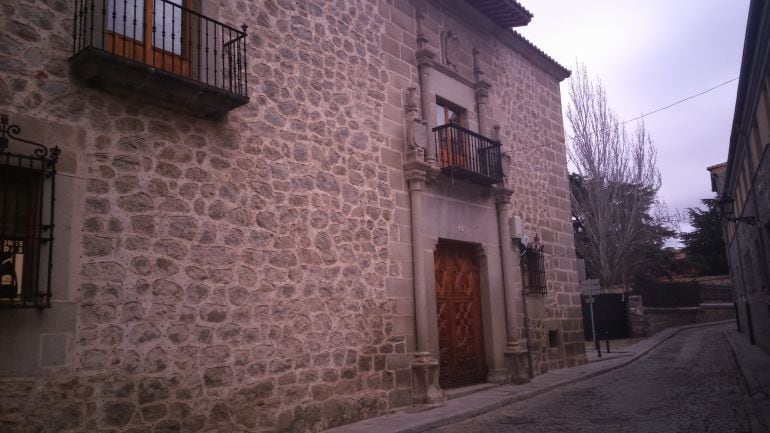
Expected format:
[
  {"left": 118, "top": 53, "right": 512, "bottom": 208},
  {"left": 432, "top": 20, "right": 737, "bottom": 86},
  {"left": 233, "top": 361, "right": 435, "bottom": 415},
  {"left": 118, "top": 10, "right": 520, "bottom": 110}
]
[
  {"left": 433, "top": 123, "right": 503, "bottom": 185},
  {"left": 72, "top": 0, "right": 248, "bottom": 97}
]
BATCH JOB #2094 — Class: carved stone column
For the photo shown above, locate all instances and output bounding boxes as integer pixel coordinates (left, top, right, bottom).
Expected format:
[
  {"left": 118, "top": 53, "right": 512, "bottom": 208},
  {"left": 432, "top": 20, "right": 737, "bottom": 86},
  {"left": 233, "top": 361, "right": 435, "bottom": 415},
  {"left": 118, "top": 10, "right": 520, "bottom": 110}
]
[
  {"left": 493, "top": 187, "right": 530, "bottom": 384},
  {"left": 474, "top": 79, "right": 492, "bottom": 137},
  {"left": 415, "top": 13, "right": 437, "bottom": 166},
  {"left": 473, "top": 48, "right": 493, "bottom": 138},
  {"left": 416, "top": 48, "right": 437, "bottom": 165},
  {"left": 405, "top": 162, "right": 445, "bottom": 406}
]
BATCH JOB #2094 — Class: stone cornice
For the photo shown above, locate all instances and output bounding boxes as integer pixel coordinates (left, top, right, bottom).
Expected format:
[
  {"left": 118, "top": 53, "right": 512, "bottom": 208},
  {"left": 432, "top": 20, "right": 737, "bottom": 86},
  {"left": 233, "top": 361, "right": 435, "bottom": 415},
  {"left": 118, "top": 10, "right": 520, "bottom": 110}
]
[{"left": 428, "top": 60, "right": 476, "bottom": 88}]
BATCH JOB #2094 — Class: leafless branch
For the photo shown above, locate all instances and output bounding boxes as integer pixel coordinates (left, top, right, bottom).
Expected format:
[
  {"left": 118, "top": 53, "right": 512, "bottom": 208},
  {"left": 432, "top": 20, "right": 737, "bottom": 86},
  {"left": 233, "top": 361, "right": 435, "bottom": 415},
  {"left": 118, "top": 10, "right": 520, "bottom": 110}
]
[{"left": 567, "top": 64, "right": 663, "bottom": 287}]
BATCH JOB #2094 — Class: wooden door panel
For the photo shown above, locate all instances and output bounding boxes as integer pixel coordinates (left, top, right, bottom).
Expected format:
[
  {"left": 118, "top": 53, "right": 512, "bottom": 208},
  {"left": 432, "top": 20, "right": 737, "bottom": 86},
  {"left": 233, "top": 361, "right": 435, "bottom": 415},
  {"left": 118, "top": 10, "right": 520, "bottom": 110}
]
[{"left": 435, "top": 241, "right": 486, "bottom": 388}]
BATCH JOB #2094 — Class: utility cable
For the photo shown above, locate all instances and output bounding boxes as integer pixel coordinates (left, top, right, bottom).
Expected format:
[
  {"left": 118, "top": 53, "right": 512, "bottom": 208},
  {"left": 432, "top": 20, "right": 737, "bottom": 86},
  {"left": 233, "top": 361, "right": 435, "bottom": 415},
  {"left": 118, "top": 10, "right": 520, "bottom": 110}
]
[
  {"left": 515, "top": 76, "right": 740, "bottom": 152},
  {"left": 617, "top": 76, "right": 739, "bottom": 127}
]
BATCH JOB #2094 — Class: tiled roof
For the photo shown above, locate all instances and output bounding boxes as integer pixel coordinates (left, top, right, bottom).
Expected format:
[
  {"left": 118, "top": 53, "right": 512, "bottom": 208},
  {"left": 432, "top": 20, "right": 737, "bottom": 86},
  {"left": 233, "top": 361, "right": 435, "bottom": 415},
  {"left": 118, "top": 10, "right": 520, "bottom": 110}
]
[
  {"left": 466, "top": 0, "right": 533, "bottom": 27},
  {"left": 509, "top": 30, "right": 570, "bottom": 81}
]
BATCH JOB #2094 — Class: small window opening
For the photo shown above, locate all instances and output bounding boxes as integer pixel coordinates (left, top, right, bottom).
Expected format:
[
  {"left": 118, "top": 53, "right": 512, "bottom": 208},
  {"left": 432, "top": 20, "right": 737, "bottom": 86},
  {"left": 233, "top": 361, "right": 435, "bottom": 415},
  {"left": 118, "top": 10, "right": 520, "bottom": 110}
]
[{"left": 548, "top": 330, "right": 559, "bottom": 348}]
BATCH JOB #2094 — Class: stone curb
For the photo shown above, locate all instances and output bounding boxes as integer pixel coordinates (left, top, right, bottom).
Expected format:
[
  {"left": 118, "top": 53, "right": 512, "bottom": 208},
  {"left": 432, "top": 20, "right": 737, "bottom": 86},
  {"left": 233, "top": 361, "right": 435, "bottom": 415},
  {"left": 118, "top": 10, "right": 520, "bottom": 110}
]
[
  {"left": 723, "top": 328, "right": 770, "bottom": 432},
  {"left": 324, "top": 320, "right": 734, "bottom": 433}
]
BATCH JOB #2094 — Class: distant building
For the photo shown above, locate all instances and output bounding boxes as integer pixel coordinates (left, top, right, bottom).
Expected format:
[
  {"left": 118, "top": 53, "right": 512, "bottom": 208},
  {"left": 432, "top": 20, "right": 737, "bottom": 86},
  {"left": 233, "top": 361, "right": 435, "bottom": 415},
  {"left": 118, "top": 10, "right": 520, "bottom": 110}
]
[
  {"left": 707, "top": 162, "right": 727, "bottom": 195},
  {"left": 721, "top": 0, "right": 770, "bottom": 355}
]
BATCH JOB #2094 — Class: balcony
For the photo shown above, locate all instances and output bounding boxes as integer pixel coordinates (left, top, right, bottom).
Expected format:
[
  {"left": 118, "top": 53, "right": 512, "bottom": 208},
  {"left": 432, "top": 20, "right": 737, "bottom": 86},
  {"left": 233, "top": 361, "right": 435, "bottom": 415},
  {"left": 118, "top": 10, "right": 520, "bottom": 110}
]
[
  {"left": 433, "top": 124, "right": 503, "bottom": 185},
  {"left": 70, "top": 0, "right": 249, "bottom": 119}
]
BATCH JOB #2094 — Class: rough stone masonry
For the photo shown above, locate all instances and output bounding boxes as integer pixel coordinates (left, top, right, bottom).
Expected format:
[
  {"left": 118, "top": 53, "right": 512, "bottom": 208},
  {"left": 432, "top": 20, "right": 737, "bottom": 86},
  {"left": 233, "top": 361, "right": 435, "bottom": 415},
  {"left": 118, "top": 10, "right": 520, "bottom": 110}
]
[{"left": 0, "top": 0, "right": 585, "bottom": 432}]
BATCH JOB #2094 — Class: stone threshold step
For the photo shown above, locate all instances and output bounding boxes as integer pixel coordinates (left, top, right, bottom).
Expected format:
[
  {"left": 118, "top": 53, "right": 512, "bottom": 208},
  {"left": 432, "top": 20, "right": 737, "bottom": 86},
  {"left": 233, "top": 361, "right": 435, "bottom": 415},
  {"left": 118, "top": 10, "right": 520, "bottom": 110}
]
[{"left": 445, "top": 383, "right": 498, "bottom": 400}]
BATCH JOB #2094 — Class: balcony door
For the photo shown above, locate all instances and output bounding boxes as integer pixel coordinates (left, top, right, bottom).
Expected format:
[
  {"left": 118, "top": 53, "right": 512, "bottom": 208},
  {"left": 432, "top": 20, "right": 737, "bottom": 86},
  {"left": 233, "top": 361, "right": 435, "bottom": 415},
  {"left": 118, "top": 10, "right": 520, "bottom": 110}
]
[
  {"left": 436, "top": 99, "right": 467, "bottom": 168},
  {"left": 106, "top": 0, "right": 191, "bottom": 76}
]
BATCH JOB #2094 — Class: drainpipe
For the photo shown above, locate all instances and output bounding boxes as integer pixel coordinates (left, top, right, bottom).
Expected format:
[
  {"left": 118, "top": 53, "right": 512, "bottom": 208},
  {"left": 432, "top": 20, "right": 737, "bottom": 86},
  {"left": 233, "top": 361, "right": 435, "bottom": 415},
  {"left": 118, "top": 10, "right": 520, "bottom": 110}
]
[
  {"left": 521, "top": 269, "right": 534, "bottom": 378},
  {"left": 518, "top": 244, "right": 534, "bottom": 379}
]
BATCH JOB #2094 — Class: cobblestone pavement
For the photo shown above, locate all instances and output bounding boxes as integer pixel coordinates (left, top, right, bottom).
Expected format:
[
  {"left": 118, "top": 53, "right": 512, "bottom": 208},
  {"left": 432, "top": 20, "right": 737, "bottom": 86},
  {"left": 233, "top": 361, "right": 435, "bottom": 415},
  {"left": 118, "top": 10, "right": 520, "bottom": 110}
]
[{"left": 426, "top": 326, "right": 755, "bottom": 433}]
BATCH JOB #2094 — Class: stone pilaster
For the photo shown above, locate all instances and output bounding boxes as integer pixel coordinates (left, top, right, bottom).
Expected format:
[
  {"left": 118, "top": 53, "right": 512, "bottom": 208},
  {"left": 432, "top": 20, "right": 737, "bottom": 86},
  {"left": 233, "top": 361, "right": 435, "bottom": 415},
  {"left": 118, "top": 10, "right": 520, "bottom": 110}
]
[
  {"left": 416, "top": 44, "right": 438, "bottom": 165},
  {"left": 405, "top": 162, "right": 445, "bottom": 406},
  {"left": 494, "top": 187, "right": 530, "bottom": 383},
  {"left": 474, "top": 79, "right": 492, "bottom": 137}
]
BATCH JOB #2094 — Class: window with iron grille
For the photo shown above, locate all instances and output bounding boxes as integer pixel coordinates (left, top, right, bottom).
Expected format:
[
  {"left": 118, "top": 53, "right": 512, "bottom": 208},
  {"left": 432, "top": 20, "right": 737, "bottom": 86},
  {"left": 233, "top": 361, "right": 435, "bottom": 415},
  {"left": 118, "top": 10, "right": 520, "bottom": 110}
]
[
  {"left": 521, "top": 240, "right": 546, "bottom": 295},
  {"left": 0, "top": 115, "right": 59, "bottom": 308}
]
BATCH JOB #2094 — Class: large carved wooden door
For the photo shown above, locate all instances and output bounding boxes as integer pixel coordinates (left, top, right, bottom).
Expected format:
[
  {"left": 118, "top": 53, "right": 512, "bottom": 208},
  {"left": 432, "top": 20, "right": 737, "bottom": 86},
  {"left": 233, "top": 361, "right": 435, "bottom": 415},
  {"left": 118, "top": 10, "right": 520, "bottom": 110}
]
[{"left": 435, "top": 240, "right": 487, "bottom": 388}]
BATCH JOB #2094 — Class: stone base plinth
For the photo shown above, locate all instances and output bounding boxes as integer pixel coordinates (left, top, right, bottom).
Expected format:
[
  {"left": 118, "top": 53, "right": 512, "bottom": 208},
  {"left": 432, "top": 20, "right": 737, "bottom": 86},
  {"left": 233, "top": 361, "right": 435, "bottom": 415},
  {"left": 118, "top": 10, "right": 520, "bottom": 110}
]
[
  {"left": 487, "top": 368, "right": 509, "bottom": 385},
  {"left": 504, "top": 344, "right": 531, "bottom": 384},
  {"left": 411, "top": 352, "right": 446, "bottom": 407}
]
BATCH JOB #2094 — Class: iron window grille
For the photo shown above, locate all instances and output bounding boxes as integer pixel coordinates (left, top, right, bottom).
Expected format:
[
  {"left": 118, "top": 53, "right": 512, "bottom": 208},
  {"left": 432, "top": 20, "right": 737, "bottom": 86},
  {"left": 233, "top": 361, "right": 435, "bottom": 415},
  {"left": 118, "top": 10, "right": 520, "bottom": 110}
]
[
  {"left": 521, "top": 235, "right": 546, "bottom": 295},
  {"left": 0, "top": 115, "right": 60, "bottom": 309}
]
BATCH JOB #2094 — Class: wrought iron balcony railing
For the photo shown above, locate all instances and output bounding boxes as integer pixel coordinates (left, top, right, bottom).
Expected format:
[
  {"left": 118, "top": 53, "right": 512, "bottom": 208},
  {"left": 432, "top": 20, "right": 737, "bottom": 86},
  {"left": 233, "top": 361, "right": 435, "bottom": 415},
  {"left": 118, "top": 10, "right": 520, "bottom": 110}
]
[
  {"left": 433, "top": 123, "right": 503, "bottom": 185},
  {"left": 71, "top": 0, "right": 248, "bottom": 117}
]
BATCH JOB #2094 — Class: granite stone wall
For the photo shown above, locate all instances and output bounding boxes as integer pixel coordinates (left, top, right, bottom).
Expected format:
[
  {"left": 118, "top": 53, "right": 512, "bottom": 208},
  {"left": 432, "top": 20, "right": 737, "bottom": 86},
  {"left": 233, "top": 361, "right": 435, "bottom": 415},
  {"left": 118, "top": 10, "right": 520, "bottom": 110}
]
[{"left": 0, "top": 0, "right": 585, "bottom": 431}]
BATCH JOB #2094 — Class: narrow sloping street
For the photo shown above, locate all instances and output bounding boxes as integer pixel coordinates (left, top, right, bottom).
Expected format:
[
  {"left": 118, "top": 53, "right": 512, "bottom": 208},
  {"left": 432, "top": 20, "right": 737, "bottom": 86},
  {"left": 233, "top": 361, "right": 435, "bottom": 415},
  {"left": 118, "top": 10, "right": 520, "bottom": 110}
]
[{"left": 426, "top": 326, "right": 756, "bottom": 433}]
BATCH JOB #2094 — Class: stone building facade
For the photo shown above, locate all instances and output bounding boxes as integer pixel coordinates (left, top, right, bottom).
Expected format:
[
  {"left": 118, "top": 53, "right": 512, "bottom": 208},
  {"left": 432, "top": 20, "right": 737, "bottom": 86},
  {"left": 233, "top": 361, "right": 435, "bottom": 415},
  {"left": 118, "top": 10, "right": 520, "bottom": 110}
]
[
  {"left": 0, "top": 0, "right": 585, "bottom": 431},
  {"left": 721, "top": 0, "right": 770, "bottom": 356}
]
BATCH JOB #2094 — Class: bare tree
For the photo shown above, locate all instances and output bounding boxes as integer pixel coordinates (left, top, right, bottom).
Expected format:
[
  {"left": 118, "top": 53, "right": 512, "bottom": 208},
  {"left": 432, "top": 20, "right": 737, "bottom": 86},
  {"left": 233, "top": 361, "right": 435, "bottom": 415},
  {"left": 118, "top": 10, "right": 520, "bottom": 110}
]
[{"left": 567, "top": 64, "right": 662, "bottom": 288}]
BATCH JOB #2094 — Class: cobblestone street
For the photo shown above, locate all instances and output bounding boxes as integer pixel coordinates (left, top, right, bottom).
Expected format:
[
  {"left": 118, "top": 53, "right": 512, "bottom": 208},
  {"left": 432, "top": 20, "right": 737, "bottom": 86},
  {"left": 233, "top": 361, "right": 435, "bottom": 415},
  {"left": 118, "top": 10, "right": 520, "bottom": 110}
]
[{"left": 426, "top": 326, "right": 756, "bottom": 433}]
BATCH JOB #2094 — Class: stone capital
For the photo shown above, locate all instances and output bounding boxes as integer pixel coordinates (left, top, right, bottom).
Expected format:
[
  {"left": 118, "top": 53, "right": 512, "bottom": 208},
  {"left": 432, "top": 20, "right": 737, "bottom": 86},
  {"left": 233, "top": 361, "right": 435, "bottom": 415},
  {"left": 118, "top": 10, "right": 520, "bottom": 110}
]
[
  {"left": 416, "top": 48, "right": 437, "bottom": 67},
  {"left": 404, "top": 160, "right": 435, "bottom": 188},
  {"left": 474, "top": 79, "right": 492, "bottom": 100},
  {"left": 492, "top": 186, "right": 514, "bottom": 208}
]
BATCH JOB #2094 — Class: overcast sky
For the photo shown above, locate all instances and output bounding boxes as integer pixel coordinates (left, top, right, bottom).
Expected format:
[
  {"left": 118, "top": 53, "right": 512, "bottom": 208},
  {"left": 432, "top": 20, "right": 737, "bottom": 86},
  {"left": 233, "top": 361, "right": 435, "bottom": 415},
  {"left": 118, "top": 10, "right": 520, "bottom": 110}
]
[{"left": 517, "top": 1, "right": 750, "bottom": 233}]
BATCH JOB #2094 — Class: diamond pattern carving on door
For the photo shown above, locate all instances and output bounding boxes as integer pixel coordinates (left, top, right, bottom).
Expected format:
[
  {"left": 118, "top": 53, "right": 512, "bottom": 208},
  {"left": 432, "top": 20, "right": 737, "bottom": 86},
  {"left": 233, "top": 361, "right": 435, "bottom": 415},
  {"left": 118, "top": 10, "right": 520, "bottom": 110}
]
[{"left": 435, "top": 240, "right": 487, "bottom": 388}]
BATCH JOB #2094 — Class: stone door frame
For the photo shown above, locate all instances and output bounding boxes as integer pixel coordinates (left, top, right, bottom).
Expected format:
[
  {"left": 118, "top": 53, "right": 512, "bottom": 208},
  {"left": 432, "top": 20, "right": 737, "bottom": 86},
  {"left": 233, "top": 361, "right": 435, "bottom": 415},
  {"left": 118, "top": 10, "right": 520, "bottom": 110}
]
[{"left": 424, "top": 236, "right": 508, "bottom": 385}]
